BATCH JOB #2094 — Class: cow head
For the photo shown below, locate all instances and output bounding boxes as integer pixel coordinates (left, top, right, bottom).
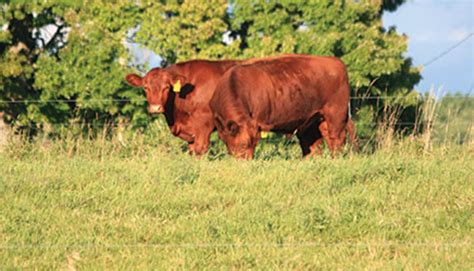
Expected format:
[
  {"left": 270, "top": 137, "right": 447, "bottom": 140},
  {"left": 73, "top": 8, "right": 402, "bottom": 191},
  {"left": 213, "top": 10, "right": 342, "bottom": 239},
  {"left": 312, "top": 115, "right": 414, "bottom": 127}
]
[
  {"left": 215, "top": 116, "right": 259, "bottom": 159},
  {"left": 125, "top": 68, "right": 187, "bottom": 114}
]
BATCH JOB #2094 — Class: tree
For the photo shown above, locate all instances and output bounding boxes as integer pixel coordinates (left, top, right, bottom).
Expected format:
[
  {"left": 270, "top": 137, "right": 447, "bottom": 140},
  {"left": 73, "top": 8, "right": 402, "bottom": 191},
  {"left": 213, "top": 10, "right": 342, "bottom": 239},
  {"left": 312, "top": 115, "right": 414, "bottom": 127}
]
[
  {"left": 0, "top": 1, "right": 147, "bottom": 131},
  {"left": 34, "top": 1, "right": 147, "bottom": 127},
  {"left": 0, "top": 1, "right": 79, "bottom": 127},
  {"left": 132, "top": 0, "right": 421, "bottom": 138},
  {"left": 133, "top": 0, "right": 240, "bottom": 66},
  {"left": 226, "top": 0, "right": 421, "bottom": 137},
  {"left": 1, "top": 0, "right": 421, "bottom": 140}
]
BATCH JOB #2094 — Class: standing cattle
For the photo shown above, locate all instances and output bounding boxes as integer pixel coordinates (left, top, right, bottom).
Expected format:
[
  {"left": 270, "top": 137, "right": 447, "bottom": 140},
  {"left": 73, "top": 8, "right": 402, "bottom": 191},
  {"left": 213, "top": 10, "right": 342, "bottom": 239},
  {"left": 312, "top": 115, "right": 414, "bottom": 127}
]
[
  {"left": 125, "top": 60, "right": 241, "bottom": 155},
  {"left": 210, "top": 54, "right": 352, "bottom": 159}
]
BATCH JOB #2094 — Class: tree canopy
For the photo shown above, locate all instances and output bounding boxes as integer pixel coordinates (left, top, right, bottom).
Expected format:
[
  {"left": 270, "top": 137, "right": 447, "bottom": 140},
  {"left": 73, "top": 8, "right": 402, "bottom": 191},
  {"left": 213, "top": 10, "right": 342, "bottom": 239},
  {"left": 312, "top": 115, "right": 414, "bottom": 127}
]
[{"left": 1, "top": 0, "right": 420, "bottom": 135}]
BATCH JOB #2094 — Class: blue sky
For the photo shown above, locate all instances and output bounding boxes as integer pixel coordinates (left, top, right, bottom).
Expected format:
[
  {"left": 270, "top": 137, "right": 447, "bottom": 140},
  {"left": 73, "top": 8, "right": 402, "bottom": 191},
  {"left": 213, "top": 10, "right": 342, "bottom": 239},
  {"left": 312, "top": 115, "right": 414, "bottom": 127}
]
[{"left": 383, "top": 0, "right": 473, "bottom": 93}]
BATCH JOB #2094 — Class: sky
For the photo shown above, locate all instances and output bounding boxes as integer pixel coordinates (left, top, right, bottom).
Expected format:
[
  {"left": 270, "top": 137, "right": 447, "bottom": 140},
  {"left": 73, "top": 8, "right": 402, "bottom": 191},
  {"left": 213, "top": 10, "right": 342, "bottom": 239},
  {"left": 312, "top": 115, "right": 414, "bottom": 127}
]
[{"left": 383, "top": 0, "right": 473, "bottom": 94}]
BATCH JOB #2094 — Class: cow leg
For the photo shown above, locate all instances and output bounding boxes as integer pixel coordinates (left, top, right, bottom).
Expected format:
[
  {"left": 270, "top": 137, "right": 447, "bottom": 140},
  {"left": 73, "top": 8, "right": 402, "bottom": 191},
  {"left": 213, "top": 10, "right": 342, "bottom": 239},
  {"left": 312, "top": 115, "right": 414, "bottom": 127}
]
[
  {"left": 318, "top": 118, "right": 358, "bottom": 153},
  {"left": 297, "top": 120, "right": 324, "bottom": 158},
  {"left": 296, "top": 133, "right": 312, "bottom": 157},
  {"left": 309, "top": 138, "right": 324, "bottom": 156},
  {"left": 244, "top": 148, "right": 255, "bottom": 160},
  {"left": 189, "top": 141, "right": 209, "bottom": 156},
  {"left": 323, "top": 108, "right": 348, "bottom": 154},
  {"left": 346, "top": 118, "right": 359, "bottom": 152},
  {"left": 324, "top": 120, "right": 346, "bottom": 154},
  {"left": 188, "top": 128, "right": 213, "bottom": 156},
  {"left": 308, "top": 120, "right": 329, "bottom": 156},
  {"left": 190, "top": 138, "right": 210, "bottom": 156}
]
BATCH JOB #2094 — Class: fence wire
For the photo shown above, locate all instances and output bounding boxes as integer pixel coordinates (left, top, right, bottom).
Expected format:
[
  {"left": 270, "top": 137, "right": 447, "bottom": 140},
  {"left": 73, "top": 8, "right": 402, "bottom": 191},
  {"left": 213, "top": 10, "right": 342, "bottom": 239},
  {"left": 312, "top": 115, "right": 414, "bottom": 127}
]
[
  {"left": 0, "top": 99, "right": 138, "bottom": 104},
  {"left": 0, "top": 96, "right": 468, "bottom": 104},
  {"left": 1, "top": 241, "right": 471, "bottom": 251},
  {"left": 3, "top": 121, "right": 471, "bottom": 127}
]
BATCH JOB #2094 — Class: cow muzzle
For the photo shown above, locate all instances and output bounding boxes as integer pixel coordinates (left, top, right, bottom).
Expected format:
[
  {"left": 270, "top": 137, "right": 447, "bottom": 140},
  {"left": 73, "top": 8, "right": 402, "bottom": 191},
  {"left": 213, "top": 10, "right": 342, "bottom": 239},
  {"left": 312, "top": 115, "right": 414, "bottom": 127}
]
[
  {"left": 148, "top": 104, "right": 164, "bottom": 114},
  {"left": 231, "top": 149, "right": 254, "bottom": 160}
]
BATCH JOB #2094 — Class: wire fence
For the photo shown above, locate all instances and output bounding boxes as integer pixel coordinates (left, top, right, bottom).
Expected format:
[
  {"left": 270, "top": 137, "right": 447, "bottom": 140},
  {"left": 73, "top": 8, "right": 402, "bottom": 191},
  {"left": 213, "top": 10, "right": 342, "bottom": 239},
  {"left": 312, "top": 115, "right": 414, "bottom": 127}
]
[
  {"left": 0, "top": 96, "right": 468, "bottom": 104},
  {"left": 0, "top": 99, "right": 138, "bottom": 104},
  {"left": 4, "top": 121, "right": 471, "bottom": 127},
  {"left": 423, "top": 32, "right": 474, "bottom": 67},
  {"left": 1, "top": 241, "right": 471, "bottom": 251},
  {"left": 0, "top": 96, "right": 471, "bottom": 135}
]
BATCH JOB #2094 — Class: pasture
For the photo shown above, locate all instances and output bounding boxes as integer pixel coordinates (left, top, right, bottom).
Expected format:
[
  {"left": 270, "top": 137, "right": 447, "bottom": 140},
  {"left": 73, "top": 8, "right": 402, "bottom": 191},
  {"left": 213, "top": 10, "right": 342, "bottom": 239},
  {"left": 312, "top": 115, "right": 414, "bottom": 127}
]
[
  {"left": 1, "top": 1, "right": 473, "bottom": 269},
  {"left": 0, "top": 130, "right": 472, "bottom": 269}
]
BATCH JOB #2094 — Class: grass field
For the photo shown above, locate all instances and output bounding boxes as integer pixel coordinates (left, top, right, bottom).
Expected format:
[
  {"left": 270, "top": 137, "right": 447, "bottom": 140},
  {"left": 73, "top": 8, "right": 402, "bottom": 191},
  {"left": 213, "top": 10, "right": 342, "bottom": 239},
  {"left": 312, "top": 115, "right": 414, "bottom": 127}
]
[{"left": 0, "top": 133, "right": 473, "bottom": 269}]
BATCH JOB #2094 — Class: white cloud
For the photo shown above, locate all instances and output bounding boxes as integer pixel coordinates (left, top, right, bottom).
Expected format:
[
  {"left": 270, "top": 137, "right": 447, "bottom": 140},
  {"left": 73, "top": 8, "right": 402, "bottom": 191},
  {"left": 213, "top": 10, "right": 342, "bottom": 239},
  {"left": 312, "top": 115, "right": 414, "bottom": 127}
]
[
  {"left": 410, "top": 31, "right": 436, "bottom": 42},
  {"left": 450, "top": 29, "right": 471, "bottom": 42},
  {"left": 410, "top": 28, "right": 472, "bottom": 43}
]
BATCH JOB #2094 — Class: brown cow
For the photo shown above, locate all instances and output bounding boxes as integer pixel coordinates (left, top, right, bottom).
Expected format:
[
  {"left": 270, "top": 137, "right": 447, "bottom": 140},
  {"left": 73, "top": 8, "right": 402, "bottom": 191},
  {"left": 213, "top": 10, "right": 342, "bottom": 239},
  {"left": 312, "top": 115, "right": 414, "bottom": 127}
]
[
  {"left": 125, "top": 56, "right": 354, "bottom": 157},
  {"left": 125, "top": 60, "right": 241, "bottom": 155},
  {"left": 210, "top": 54, "right": 351, "bottom": 159}
]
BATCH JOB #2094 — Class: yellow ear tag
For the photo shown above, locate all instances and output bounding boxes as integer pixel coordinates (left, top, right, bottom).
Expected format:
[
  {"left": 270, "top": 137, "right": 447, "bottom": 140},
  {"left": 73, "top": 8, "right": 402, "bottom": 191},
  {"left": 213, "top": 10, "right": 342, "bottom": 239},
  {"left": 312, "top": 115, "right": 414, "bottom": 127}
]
[
  {"left": 172, "top": 80, "right": 181, "bottom": 93},
  {"left": 261, "top": 131, "right": 269, "bottom": 139}
]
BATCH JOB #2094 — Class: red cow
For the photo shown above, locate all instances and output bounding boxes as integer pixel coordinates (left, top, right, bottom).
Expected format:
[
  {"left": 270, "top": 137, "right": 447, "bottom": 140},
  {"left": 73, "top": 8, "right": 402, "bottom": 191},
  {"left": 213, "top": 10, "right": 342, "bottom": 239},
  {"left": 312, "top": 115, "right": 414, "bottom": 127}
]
[
  {"left": 210, "top": 54, "right": 352, "bottom": 159},
  {"left": 125, "top": 60, "right": 241, "bottom": 155}
]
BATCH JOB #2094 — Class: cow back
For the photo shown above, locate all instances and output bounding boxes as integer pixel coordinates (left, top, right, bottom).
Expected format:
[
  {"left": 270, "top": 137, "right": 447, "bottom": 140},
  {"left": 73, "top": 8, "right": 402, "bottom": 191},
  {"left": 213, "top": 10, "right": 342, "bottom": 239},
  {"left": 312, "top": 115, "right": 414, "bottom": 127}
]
[{"left": 211, "top": 55, "right": 349, "bottom": 133}]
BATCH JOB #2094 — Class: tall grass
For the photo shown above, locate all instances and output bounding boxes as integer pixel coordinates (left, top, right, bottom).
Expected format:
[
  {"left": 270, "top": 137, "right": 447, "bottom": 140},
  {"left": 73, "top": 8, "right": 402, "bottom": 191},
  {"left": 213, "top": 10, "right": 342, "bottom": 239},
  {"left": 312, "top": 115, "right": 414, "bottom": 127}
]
[
  {"left": 1, "top": 126, "right": 473, "bottom": 269},
  {"left": 0, "top": 94, "right": 473, "bottom": 269}
]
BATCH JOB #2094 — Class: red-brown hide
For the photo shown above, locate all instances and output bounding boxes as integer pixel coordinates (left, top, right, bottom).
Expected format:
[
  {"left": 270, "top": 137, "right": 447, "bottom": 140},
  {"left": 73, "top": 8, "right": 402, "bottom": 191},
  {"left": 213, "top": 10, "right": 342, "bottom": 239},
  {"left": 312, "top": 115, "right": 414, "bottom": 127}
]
[
  {"left": 210, "top": 54, "right": 352, "bottom": 159},
  {"left": 125, "top": 60, "right": 241, "bottom": 155}
]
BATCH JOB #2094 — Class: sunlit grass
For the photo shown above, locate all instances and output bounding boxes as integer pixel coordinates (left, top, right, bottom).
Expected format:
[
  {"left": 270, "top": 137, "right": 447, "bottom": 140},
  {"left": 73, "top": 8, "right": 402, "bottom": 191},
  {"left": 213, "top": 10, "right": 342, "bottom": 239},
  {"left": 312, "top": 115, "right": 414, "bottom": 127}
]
[{"left": 0, "top": 133, "right": 472, "bottom": 269}]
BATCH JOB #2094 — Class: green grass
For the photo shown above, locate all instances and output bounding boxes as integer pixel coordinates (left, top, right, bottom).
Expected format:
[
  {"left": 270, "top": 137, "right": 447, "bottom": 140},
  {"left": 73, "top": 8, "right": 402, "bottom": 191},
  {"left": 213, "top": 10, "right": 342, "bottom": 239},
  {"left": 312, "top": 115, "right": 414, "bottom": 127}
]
[{"left": 0, "top": 136, "right": 472, "bottom": 269}]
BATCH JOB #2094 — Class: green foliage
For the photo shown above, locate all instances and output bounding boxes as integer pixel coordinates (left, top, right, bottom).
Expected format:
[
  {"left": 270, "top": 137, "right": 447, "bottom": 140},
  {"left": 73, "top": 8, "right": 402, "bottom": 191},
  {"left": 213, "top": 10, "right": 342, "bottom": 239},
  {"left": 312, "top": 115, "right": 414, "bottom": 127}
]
[
  {"left": 1, "top": 0, "right": 421, "bottom": 137},
  {"left": 226, "top": 0, "right": 421, "bottom": 134},
  {"left": 0, "top": 138, "right": 472, "bottom": 269},
  {"left": 135, "top": 0, "right": 241, "bottom": 64},
  {"left": 382, "top": 0, "right": 407, "bottom": 12},
  {"left": 0, "top": 1, "right": 83, "bottom": 125},
  {"left": 0, "top": 1, "right": 150, "bottom": 130},
  {"left": 34, "top": 2, "right": 149, "bottom": 126},
  {"left": 226, "top": 1, "right": 420, "bottom": 92},
  {"left": 432, "top": 93, "right": 474, "bottom": 145}
]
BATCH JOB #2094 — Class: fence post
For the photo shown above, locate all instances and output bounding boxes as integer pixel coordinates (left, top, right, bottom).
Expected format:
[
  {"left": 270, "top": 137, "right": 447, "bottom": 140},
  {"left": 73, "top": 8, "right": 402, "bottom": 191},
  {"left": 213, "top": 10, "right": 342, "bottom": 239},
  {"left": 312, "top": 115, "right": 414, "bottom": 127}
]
[{"left": 0, "top": 114, "right": 9, "bottom": 150}]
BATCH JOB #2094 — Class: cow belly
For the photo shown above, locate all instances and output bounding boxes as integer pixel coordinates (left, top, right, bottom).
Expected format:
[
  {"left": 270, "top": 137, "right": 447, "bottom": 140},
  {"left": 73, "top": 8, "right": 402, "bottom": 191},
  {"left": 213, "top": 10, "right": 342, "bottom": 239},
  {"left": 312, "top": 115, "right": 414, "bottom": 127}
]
[
  {"left": 264, "top": 112, "right": 322, "bottom": 133},
  {"left": 256, "top": 98, "right": 322, "bottom": 133},
  {"left": 267, "top": 120, "right": 304, "bottom": 133}
]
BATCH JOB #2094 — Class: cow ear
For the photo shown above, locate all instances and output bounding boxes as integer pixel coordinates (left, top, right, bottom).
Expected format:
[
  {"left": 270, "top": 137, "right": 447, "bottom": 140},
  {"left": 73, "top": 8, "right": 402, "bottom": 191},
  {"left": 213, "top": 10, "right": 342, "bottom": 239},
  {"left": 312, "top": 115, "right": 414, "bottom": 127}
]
[
  {"left": 169, "top": 73, "right": 195, "bottom": 98},
  {"left": 227, "top": 120, "right": 240, "bottom": 137},
  {"left": 125, "top": 74, "right": 143, "bottom": 87},
  {"left": 169, "top": 73, "right": 188, "bottom": 93},
  {"left": 170, "top": 73, "right": 187, "bottom": 85}
]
